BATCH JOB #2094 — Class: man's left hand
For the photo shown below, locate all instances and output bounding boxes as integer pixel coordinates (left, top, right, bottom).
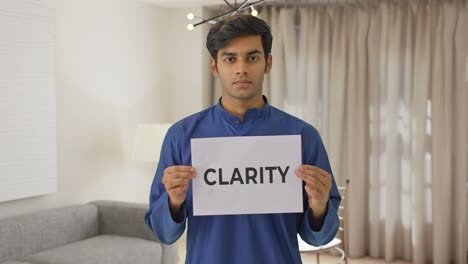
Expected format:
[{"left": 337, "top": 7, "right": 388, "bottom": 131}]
[{"left": 295, "top": 165, "right": 332, "bottom": 219}]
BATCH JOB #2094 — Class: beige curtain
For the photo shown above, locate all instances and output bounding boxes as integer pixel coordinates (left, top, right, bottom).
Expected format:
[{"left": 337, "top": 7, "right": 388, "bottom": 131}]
[{"left": 251, "top": 1, "right": 467, "bottom": 263}]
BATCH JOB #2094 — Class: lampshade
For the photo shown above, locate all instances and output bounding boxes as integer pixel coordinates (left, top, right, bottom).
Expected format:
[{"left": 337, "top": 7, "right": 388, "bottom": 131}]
[{"left": 132, "top": 123, "right": 172, "bottom": 162}]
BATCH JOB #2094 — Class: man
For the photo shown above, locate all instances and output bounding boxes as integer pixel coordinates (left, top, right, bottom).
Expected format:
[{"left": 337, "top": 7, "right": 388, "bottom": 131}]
[{"left": 145, "top": 15, "right": 341, "bottom": 264}]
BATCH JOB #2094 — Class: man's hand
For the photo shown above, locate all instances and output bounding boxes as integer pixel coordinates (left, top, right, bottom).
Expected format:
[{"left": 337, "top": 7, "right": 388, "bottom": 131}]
[
  {"left": 162, "top": 166, "right": 196, "bottom": 218},
  {"left": 295, "top": 165, "right": 332, "bottom": 219}
]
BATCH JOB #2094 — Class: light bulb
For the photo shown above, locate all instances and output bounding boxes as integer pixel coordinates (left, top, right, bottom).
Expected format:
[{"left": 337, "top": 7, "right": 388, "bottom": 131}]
[
  {"left": 187, "top": 24, "right": 194, "bottom": 31},
  {"left": 187, "top": 13, "right": 194, "bottom": 20},
  {"left": 250, "top": 6, "right": 258, "bottom": 17}
]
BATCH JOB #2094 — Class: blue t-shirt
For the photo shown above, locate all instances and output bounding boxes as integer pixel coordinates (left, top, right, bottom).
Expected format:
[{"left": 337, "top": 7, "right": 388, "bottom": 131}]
[{"left": 145, "top": 97, "right": 341, "bottom": 264}]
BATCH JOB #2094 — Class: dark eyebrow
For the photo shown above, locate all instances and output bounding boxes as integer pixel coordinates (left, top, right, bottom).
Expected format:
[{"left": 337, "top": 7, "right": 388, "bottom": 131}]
[
  {"left": 221, "top": 49, "right": 263, "bottom": 57},
  {"left": 221, "top": 51, "right": 237, "bottom": 57},
  {"left": 246, "top": 49, "right": 262, "bottom": 56}
]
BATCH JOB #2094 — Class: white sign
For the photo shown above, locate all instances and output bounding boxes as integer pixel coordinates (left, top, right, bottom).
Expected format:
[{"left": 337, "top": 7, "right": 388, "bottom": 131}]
[{"left": 191, "top": 135, "right": 303, "bottom": 216}]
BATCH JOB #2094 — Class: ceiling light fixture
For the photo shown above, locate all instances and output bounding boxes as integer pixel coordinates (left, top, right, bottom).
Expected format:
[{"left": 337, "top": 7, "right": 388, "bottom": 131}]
[
  {"left": 250, "top": 5, "right": 258, "bottom": 16},
  {"left": 186, "top": 0, "right": 265, "bottom": 31}
]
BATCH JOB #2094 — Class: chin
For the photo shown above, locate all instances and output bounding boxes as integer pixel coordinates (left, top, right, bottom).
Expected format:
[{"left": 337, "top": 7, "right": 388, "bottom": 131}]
[{"left": 234, "top": 93, "right": 260, "bottom": 101}]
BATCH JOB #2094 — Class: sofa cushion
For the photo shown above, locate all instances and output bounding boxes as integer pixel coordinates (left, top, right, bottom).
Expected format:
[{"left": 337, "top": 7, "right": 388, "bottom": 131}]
[
  {"left": 20, "top": 235, "right": 162, "bottom": 264},
  {"left": 0, "top": 204, "right": 99, "bottom": 262}
]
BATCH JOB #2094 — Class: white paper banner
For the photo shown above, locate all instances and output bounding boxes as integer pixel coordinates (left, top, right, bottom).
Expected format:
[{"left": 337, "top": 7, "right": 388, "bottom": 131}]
[{"left": 191, "top": 135, "right": 303, "bottom": 216}]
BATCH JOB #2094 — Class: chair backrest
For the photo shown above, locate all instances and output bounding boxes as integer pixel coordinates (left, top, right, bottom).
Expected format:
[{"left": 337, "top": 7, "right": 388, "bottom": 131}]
[{"left": 337, "top": 179, "right": 350, "bottom": 255}]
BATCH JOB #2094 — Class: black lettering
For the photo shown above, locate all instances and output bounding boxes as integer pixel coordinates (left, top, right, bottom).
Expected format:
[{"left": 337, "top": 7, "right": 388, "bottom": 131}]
[
  {"left": 259, "top": 167, "right": 264, "bottom": 184},
  {"left": 264, "top": 166, "right": 277, "bottom": 183},
  {"left": 230, "top": 168, "right": 244, "bottom": 184},
  {"left": 277, "top": 166, "right": 290, "bottom": 183},
  {"left": 245, "top": 167, "right": 257, "bottom": 184},
  {"left": 204, "top": 168, "right": 217, "bottom": 186},
  {"left": 219, "top": 168, "right": 230, "bottom": 185}
]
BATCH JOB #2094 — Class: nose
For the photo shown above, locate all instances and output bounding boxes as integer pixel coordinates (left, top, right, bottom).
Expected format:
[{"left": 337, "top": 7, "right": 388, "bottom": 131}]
[{"left": 235, "top": 60, "right": 248, "bottom": 76}]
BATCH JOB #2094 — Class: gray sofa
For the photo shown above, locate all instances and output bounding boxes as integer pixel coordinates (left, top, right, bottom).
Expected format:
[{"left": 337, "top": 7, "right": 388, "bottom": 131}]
[{"left": 0, "top": 200, "right": 178, "bottom": 264}]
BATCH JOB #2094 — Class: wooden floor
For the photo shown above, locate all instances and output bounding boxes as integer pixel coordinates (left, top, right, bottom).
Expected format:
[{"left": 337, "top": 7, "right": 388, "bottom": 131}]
[{"left": 176, "top": 233, "right": 412, "bottom": 264}]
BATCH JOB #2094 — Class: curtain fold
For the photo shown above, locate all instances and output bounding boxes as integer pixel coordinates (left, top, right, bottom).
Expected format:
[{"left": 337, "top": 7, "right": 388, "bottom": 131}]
[
  {"left": 410, "top": 2, "right": 432, "bottom": 262},
  {"left": 453, "top": 4, "right": 468, "bottom": 264},
  {"left": 346, "top": 5, "right": 369, "bottom": 260},
  {"left": 430, "top": 3, "right": 466, "bottom": 264}
]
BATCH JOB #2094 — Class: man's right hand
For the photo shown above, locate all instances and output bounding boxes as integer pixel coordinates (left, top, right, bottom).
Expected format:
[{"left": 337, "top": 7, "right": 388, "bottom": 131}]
[{"left": 162, "top": 166, "right": 196, "bottom": 218}]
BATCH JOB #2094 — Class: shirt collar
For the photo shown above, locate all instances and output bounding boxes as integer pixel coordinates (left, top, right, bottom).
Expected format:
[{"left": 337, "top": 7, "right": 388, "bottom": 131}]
[{"left": 214, "top": 95, "right": 271, "bottom": 123}]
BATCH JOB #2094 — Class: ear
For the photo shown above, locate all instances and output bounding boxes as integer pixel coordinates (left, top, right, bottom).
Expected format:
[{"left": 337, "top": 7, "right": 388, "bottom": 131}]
[
  {"left": 210, "top": 58, "right": 218, "bottom": 77},
  {"left": 265, "top": 54, "right": 272, "bottom": 74}
]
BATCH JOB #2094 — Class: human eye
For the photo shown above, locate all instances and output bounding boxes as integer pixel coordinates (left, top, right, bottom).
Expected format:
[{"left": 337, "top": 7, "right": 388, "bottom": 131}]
[
  {"left": 224, "top": 57, "right": 236, "bottom": 63},
  {"left": 248, "top": 56, "right": 259, "bottom": 62}
]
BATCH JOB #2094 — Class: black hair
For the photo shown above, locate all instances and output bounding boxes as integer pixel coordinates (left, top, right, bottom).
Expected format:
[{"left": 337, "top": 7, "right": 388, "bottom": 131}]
[{"left": 206, "top": 15, "right": 273, "bottom": 64}]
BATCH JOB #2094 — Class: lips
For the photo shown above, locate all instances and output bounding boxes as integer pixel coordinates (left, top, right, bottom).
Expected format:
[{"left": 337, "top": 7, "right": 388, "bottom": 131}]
[{"left": 233, "top": 79, "right": 252, "bottom": 84}]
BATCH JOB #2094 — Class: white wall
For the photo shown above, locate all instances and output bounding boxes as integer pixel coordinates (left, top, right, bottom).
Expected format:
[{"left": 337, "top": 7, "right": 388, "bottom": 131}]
[
  {"left": 0, "top": 0, "right": 208, "bottom": 219},
  {"left": 167, "top": 7, "right": 213, "bottom": 120}
]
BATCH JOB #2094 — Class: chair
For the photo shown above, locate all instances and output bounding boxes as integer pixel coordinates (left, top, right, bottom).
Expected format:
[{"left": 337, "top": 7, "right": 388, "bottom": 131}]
[{"left": 298, "top": 179, "right": 350, "bottom": 264}]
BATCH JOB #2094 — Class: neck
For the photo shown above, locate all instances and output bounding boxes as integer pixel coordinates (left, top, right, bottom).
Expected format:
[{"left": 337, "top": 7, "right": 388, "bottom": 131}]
[{"left": 220, "top": 96, "right": 265, "bottom": 121}]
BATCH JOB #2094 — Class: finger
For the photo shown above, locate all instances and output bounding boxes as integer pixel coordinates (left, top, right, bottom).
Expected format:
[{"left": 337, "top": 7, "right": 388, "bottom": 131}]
[
  {"left": 297, "top": 166, "right": 331, "bottom": 188},
  {"left": 165, "top": 166, "right": 196, "bottom": 175},
  {"left": 303, "top": 176, "right": 327, "bottom": 191},
  {"left": 296, "top": 168, "right": 327, "bottom": 188},
  {"left": 305, "top": 184, "right": 324, "bottom": 199},
  {"left": 166, "top": 171, "right": 196, "bottom": 180},
  {"left": 301, "top": 165, "right": 331, "bottom": 182},
  {"left": 171, "top": 185, "right": 188, "bottom": 194},
  {"left": 166, "top": 181, "right": 189, "bottom": 192},
  {"left": 164, "top": 178, "right": 189, "bottom": 188},
  {"left": 164, "top": 171, "right": 195, "bottom": 179}
]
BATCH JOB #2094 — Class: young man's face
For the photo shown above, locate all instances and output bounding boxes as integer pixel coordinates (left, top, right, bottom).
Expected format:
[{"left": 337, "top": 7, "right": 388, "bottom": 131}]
[{"left": 210, "top": 35, "right": 272, "bottom": 104}]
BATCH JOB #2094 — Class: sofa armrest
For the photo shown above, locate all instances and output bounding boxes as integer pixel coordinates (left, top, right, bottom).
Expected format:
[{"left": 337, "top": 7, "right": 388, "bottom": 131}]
[
  {"left": 89, "top": 200, "right": 156, "bottom": 241},
  {"left": 89, "top": 200, "right": 179, "bottom": 264}
]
